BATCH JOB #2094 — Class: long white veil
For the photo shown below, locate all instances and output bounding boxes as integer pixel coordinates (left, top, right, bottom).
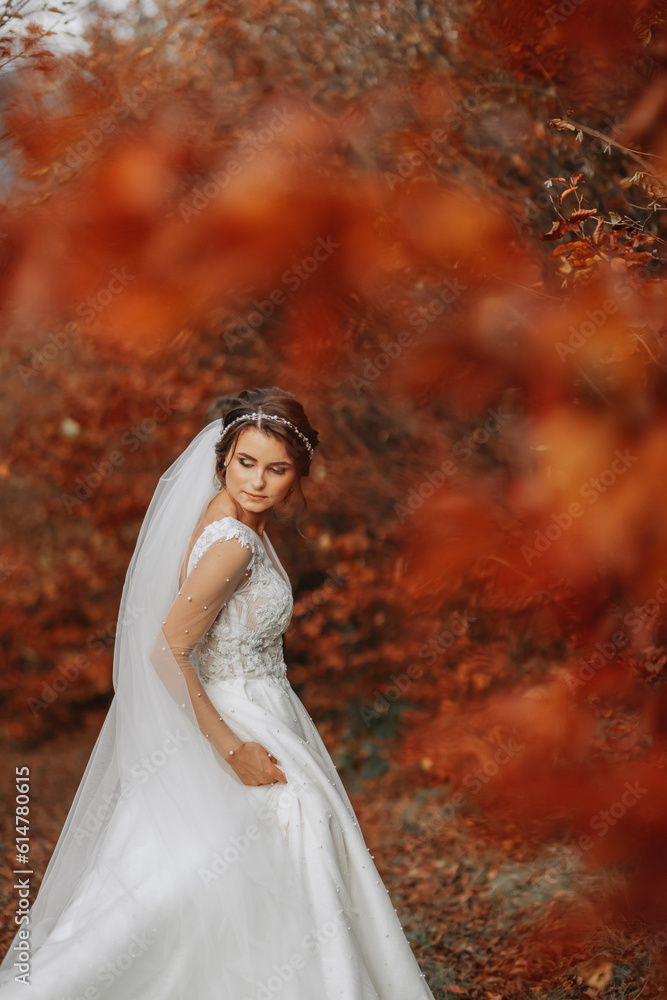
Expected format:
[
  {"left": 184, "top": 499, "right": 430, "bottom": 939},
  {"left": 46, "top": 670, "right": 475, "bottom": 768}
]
[{"left": 0, "top": 420, "right": 322, "bottom": 999}]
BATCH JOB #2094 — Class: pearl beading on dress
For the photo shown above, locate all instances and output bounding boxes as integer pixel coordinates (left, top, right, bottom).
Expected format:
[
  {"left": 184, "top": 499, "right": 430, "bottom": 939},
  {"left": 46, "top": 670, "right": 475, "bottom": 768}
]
[{"left": 187, "top": 519, "right": 293, "bottom": 688}]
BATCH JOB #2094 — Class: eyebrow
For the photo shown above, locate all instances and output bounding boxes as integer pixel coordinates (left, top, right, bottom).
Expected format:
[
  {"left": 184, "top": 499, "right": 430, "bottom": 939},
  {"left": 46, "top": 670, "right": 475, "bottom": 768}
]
[{"left": 236, "top": 451, "right": 294, "bottom": 466}]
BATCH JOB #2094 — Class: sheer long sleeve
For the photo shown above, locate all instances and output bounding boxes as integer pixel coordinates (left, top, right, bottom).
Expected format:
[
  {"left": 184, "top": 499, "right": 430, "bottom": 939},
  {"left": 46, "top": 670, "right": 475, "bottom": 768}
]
[{"left": 151, "top": 534, "right": 253, "bottom": 761}]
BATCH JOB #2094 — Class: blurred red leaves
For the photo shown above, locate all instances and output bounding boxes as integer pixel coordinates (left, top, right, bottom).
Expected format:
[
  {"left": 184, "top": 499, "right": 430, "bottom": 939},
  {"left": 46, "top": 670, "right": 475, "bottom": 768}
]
[
  {"left": 3, "top": 0, "right": 667, "bottom": 988},
  {"left": 463, "top": 0, "right": 656, "bottom": 108}
]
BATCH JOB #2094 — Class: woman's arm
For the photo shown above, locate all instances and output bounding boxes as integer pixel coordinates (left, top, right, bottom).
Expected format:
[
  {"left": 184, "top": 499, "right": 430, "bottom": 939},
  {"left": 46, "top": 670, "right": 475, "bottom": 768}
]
[
  {"left": 159, "top": 536, "right": 249, "bottom": 757},
  {"left": 153, "top": 537, "right": 286, "bottom": 785}
]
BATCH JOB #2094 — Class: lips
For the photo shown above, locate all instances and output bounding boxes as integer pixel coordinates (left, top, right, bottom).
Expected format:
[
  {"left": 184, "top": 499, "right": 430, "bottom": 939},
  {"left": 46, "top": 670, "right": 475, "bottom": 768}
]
[{"left": 244, "top": 491, "right": 267, "bottom": 500}]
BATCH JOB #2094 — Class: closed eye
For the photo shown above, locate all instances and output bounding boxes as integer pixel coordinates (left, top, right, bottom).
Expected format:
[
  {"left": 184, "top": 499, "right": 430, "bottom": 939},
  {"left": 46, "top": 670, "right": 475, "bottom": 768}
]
[{"left": 238, "top": 459, "right": 287, "bottom": 475}]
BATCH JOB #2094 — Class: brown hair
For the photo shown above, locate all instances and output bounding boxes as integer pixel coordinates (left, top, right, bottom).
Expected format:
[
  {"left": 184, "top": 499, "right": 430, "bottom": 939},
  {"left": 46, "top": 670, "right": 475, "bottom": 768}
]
[{"left": 209, "top": 387, "right": 319, "bottom": 518}]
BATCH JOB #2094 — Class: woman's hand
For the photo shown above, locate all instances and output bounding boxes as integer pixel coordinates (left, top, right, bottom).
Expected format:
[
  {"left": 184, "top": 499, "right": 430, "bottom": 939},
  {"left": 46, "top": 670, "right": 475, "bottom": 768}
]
[{"left": 227, "top": 741, "right": 287, "bottom": 786}]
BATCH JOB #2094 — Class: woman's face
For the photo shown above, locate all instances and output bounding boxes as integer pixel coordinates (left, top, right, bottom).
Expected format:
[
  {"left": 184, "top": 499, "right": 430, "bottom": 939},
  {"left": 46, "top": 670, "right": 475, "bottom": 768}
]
[{"left": 223, "top": 426, "right": 297, "bottom": 514}]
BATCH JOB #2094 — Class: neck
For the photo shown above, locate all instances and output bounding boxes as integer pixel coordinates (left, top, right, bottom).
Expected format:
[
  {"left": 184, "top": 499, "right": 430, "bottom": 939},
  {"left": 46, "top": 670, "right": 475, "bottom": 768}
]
[{"left": 210, "top": 492, "right": 269, "bottom": 536}]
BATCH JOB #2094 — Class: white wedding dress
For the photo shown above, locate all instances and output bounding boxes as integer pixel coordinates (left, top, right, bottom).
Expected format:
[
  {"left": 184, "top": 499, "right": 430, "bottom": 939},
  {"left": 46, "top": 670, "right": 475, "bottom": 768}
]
[{"left": 0, "top": 516, "right": 436, "bottom": 1000}]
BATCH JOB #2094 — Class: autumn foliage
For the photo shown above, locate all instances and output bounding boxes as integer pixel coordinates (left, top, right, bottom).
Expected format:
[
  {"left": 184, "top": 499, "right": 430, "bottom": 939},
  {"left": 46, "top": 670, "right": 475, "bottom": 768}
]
[{"left": 3, "top": 0, "right": 667, "bottom": 994}]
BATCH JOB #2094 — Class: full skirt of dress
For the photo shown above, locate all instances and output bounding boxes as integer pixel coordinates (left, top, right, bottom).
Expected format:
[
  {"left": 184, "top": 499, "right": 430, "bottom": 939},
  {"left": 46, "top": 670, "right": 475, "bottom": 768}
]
[{"left": 0, "top": 676, "right": 436, "bottom": 1000}]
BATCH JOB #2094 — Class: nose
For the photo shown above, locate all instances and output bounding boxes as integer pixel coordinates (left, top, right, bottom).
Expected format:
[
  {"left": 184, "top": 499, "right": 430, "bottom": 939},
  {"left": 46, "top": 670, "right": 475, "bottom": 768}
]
[{"left": 250, "top": 467, "right": 266, "bottom": 491}]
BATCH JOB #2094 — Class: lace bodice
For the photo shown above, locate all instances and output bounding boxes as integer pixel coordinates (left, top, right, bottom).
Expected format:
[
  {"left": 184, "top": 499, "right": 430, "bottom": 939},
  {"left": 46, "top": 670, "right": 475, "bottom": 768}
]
[{"left": 186, "top": 518, "right": 293, "bottom": 685}]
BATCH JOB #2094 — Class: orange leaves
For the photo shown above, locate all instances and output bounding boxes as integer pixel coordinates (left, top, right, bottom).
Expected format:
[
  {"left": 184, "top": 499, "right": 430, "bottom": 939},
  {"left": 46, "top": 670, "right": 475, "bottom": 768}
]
[
  {"left": 4, "top": 4, "right": 667, "bottom": 987},
  {"left": 568, "top": 208, "right": 598, "bottom": 223},
  {"left": 557, "top": 185, "right": 578, "bottom": 203},
  {"left": 91, "top": 139, "right": 176, "bottom": 220},
  {"left": 282, "top": 294, "right": 345, "bottom": 377},
  {"left": 542, "top": 219, "right": 567, "bottom": 241},
  {"left": 394, "top": 183, "right": 525, "bottom": 281},
  {"left": 464, "top": 0, "right": 649, "bottom": 114},
  {"left": 551, "top": 240, "right": 584, "bottom": 257},
  {"left": 402, "top": 488, "right": 506, "bottom": 602},
  {"left": 540, "top": 172, "right": 662, "bottom": 283}
]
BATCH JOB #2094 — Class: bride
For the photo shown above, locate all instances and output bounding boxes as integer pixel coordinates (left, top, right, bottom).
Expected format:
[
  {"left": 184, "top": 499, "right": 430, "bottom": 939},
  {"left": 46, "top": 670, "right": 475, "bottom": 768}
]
[{"left": 0, "top": 386, "right": 436, "bottom": 1000}]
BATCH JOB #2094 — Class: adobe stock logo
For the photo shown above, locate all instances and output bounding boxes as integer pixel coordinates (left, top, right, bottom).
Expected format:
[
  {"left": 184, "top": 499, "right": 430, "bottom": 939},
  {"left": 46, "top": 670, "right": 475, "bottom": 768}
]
[
  {"left": 521, "top": 448, "right": 638, "bottom": 566},
  {"left": 394, "top": 407, "right": 511, "bottom": 524}
]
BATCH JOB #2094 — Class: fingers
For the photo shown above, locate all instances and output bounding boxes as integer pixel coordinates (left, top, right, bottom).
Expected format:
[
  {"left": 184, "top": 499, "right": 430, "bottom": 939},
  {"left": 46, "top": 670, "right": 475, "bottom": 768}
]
[
  {"left": 232, "top": 743, "right": 288, "bottom": 785},
  {"left": 264, "top": 766, "right": 287, "bottom": 785},
  {"left": 249, "top": 774, "right": 287, "bottom": 785},
  {"left": 267, "top": 764, "right": 286, "bottom": 784}
]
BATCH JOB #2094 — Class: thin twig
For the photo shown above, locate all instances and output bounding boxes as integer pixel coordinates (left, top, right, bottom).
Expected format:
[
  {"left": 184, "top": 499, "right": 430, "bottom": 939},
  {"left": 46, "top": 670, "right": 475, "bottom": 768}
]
[
  {"left": 633, "top": 332, "right": 667, "bottom": 371},
  {"left": 549, "top": 117, "right": 667, "bottom": 169},
  {"left": 575, "top": 365, "right": 609, "bottom": 403}
]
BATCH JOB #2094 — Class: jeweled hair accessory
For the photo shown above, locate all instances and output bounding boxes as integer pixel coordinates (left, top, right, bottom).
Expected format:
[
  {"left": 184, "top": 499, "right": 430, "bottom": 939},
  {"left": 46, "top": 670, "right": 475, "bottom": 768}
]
[{"left": 220, "top": 412, "right": 314, "bottom": 458}]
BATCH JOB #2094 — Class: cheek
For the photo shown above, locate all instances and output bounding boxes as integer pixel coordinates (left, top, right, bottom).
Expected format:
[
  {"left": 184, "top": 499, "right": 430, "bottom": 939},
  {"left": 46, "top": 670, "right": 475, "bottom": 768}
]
[
  {"left": 279, "top": 474, "right": 297, "bottom": 495},
  {"left": 226, "top": 465, "right": 247, "bottom": 487}
]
